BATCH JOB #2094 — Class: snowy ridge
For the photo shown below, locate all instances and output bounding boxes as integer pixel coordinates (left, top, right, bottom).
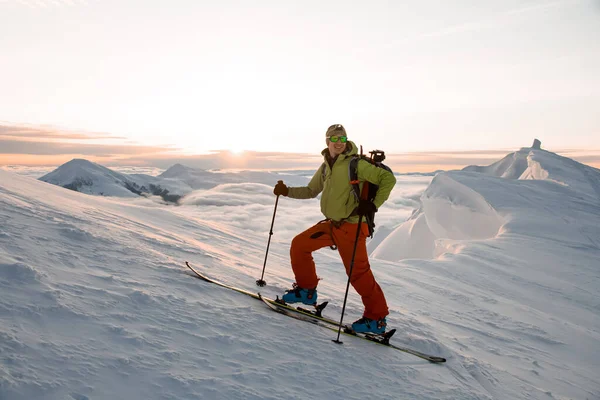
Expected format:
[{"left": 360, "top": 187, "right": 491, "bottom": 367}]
[
  {"left": 463, "top": 147, "right": 531, "bottom": 179},
  {"left": 521, "top": 150, "right": 600, "bottom": 199},
  {"left": 374, "top": 146, "right": 600, "bottom": 261},
  {"left": 462, "top": 143, "right": 600, "bottom": 199}
]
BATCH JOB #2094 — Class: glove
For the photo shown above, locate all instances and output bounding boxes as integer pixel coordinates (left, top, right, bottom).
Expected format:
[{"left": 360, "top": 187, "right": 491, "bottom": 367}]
[
  {"left": 356, "top": 199, "right": 377, "bottom": 216},
  {"left": 273, "top": 180, "right": 289, "bottom": 197}
]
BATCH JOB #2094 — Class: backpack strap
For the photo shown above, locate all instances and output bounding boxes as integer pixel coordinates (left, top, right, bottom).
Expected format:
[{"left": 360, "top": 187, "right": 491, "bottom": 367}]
[
  {"left": 348, "top": 155, "right": 377, "bottom": 238},
  {"left": 348, "top": 156, "right": 361, "bottom": 202}
]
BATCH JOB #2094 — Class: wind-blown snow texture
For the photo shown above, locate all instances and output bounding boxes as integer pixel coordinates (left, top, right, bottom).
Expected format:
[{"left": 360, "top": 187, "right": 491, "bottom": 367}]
[{"left": 1, "top": 147, "right": 599, "bottom": 399}]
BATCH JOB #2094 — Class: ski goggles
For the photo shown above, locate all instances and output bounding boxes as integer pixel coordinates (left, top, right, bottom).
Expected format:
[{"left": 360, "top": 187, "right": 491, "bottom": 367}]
[{"left": 328, "top": 135, "right": 347, "bottom": 143}]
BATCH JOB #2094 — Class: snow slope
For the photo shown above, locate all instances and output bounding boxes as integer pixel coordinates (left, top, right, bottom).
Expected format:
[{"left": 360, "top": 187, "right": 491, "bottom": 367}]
[{"left": 1, "top": 147, "right": 600, "bottom": 399}]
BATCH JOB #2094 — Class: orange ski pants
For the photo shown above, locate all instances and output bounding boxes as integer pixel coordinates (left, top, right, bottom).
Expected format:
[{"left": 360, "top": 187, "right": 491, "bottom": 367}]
[{"left": 290, "top": 220, "right": 389, "bottom": 320}]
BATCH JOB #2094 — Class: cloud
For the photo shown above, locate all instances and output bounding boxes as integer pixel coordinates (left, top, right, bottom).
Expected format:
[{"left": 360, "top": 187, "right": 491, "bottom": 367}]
[
  {"left": 0, "top": 123, "right": 177, "bottom": 158},
  {"left": 1, "top": 123, "right": 598, "bottom": 172},
  {"left": 177, "top": 181, "right": 324, "bottom": 243},
  {"left": 0, "top": 123, "right": 324, "bottom": 169},
  {"left": 0, "top": 125, "right": 123, "bottom": 140},
  {"left": 116, "top": 150, "right": 323, "bottom": 171},
  {"left": 0, "top": 165, "right": 56, "bottom": 178},
  {"left": 180, "top": 183, "right": 275, "bottom": 207},
  {"left": 0, "top": 138, "right": 172, "bottom": 156}
]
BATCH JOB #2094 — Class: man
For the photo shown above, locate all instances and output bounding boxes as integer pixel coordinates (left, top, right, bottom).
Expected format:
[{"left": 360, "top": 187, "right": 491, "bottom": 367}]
[{"left": 273, "top": 124, "right": 396, "bottom": 334}]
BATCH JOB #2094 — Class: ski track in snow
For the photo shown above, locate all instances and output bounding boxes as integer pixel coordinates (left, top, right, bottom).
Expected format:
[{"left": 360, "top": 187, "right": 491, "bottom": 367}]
[{"left": 1, "top": 149, "right": 600, "bottom": 400}]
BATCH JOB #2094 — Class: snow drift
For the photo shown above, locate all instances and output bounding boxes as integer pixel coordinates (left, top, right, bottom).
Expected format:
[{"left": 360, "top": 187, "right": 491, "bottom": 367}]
[{"left": 373, "top": 143, "right": 600, "bottom": 262}]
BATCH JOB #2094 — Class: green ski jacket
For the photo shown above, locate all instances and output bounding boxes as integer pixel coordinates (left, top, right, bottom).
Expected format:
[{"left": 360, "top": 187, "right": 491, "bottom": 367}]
[{"left": 287, "top": 141, "right": 396, "bottom": 223}]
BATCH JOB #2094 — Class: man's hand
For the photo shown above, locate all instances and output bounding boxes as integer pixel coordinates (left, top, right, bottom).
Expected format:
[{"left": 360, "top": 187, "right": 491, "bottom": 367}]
[
  {"left": 273, "top": 180, "right": 289, "bottom": 196},
  {"left": 357, "top": 199, "right": 377, "bottom": 216}
]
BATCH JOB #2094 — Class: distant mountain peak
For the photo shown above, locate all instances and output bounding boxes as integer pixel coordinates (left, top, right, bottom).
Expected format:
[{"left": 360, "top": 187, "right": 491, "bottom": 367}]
[
  {"left": 39, "top": 158, "right": 138, "bottom": 198},
  {"left": 166, "top": 163, "right": 192, "bottom": 172},
  {"left": 41, "top": 158, "right": 113, "bottom": 178},
  {"left": 462, "top": 141, "right": 600, "bottom": 199},
  {"left": 159, "top": 163, "right": 198, "bottom": 178},
  {"left": 64, "top": 158, "right": 95, "bottom": 165}
]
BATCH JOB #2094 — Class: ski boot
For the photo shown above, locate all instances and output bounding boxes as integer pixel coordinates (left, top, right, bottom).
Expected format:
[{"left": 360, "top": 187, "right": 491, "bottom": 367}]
[
  {"left": 351, "top": 316, "right": 387, "bottom": 334},
  {"left": 281, "top": 283, "right": 318, "bottom": 305}
]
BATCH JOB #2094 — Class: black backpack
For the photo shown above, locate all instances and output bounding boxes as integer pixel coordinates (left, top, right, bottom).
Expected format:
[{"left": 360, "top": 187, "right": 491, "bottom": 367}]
[{"left": 321, "top": 147, "right": 393, "bottom": 237}]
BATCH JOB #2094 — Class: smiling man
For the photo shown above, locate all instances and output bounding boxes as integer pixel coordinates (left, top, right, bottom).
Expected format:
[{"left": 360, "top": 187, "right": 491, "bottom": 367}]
[{"left": 273, "top": 124, "right": 397, "bottom": 334}]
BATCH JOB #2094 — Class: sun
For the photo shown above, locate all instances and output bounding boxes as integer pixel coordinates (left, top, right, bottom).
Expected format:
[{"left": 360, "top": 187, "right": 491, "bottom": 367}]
[{"left": 228, "top": 145, "right": 246, "bottom": 155}]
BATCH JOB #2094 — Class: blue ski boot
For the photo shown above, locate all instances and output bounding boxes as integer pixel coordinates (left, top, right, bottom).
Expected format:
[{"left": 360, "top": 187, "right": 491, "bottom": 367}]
[
  {"left": 351, "top": 316, "right": 387, "bottom": 334},
  {"left": 281, "top": 284, "right": 318, "bottom": 305}
]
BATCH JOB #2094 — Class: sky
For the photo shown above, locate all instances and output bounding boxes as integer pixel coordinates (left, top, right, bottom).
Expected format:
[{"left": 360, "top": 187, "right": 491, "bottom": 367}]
[{"left": 1, "top": 0, "right": 599, "bottom": 170}]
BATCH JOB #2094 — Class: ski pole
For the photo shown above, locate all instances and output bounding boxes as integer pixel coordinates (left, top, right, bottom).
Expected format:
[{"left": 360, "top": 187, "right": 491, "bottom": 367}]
[
  {"left": 333, "top": 214, "right": 363, "bottom": 344},
  {"left": 256, "top": 183, "right": 281, "bottom": 287}
]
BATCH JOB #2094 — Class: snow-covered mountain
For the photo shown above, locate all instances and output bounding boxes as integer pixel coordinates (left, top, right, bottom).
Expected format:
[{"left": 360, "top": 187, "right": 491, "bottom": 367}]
[
  {"left": 461, "top": 139, "right": 542, "bottom": 179},
  {"left": 39, "top": 159, "right": 141, "bottom": 197},
  {"left": 39, "top": 160, "right": 312, "bottom": 201},
  {"left": 1, "top": 145, "right": 599, "bottom": 399},
  {"left": 38, "top": 159, "right": 201, "bottom": 201}
]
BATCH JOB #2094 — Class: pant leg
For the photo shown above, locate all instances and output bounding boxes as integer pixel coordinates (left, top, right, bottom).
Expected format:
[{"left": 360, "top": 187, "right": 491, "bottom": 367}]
[
  {"left": 333, "top": 222, "right": 389, "bottom": 320},
  {"left": 290, "top": 222, "right": 335, "bottom": 289}
]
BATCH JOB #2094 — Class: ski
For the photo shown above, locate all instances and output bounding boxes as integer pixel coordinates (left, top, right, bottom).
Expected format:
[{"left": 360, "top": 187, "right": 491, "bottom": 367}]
[
  {"left": 185, "top": 262, "right": 446, "bottom": 363},
  {"left": 185, "top": 261, "right": 338, "bottom": 325},
  {"left": 259, "top": 294, "right": 446, "bottom": 363}
]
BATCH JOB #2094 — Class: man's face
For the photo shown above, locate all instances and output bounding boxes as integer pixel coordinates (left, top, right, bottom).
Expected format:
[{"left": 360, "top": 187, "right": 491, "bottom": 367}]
[{"left": 327, "top": 135, "right": 347, "bottom": 157}]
